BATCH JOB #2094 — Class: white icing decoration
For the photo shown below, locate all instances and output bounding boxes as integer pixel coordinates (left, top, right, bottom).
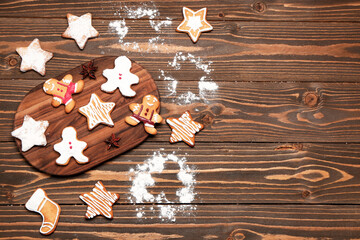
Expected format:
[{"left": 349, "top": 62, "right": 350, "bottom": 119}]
[
  {"left": 16, "top": 38, "right": 53, "bottom": 76},
  {"left": 11, "top": 115, "right": 49, "bottom": 152},
  {"left": 186, "top": 15, "right": 203, "bottom": 30},
  {"left": 79, "top": 181, "right": 119, "bottom": 219},
  {"left": 101, "top": 56, "right": 139, "bottom": 97},
  {"left": 53, "top": 126, "right": 88, "bottom": 165},
  {"left": 62, "top": 13, "right": 99, "bottom": 49},
  {"left": 78, "top": 93, "right": 115, "bottom": 130},
  {"left": 166, "top": 111, "right": 203, "bottom": 146}
]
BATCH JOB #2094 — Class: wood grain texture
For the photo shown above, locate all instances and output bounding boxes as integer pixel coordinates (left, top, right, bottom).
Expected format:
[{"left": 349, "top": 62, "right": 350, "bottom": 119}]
[
  {"left": 4, "top": 81, "right": 360, "bottom": 143},
  {"left": 1, "top": 0, "right": 360, "bottom": 22},
  {"left": 2, "top": 141, "right": 360, "bottom": 205},
  {"left": 1, "top": 204, "right": 360, "bottom": 239},
  {"left": 13, "top": 56, "right": 159, "bottom": 176},
  {"left": 1, "top": 19, "right": 360, "bottom": 82}
]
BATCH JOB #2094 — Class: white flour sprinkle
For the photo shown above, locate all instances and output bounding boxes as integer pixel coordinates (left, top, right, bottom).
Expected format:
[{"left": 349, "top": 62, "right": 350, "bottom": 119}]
[
  {"left": 149, "top": 18, "right": 172, "bottom": 32},
  {"left": 123, "top": 4, "right": 159, "bottom": 19},
  {"left": 159, "top": 52, "right": 218, "bottom": 104},
  {"left": 128, "top": 151, "right": 197, "bottom": 222},
  {"left": 108, "top": 19, "right": 128, "bottom": 43}
]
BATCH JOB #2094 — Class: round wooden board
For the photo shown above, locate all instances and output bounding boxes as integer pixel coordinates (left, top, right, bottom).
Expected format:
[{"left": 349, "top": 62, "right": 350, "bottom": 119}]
[{"left": 13, "top": 56, "right": 160, "bottom": 176}]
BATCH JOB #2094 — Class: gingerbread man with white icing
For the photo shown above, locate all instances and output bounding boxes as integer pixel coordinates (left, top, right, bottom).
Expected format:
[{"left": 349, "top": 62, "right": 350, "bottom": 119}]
[
  {"left": 54, "top": 126, "right": 88, "bottom": 165},
  {"left": 43, "top": 74, "right": 84, "bottom": 113},
  {"left": 125, "top": 95, "right": 162, "bottom": 135}
]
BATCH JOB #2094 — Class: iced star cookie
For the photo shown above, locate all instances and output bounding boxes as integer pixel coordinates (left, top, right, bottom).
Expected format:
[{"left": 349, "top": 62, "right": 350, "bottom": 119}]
[
  {"left": 11, "top": 115, "right": 49, "bottom": 152},
  {"left": 43, "top": 74, "right": 85, "bottom": 113},
  {"left": 101, "top": 56, "right": 139, "bottom": 97},
  {"left": 166, "top": 111, "right": 204, "bottom": 147},
  {"left": 176, "top": 7, "right": 213, "bottom": 43},
  {"left": 54, "top": 126, "right": 88, "bottom": 165},
  {"left": 25, "top": 188, "right": 61, "bottom": 235},
  {"left": 125, "top": 95, "right": 162, "bottom": 135},
  {"left": 79, "top": 93, "right": 116, "bottom": 130},
  {"left": 62, "top": 13, "right": 99, "bottom": 50},
  {"left": 16, "top": 38, "right": 53, "bottom": 76},
  {"left": 79, "top": 181, "right": 119, "bottom": 219}
]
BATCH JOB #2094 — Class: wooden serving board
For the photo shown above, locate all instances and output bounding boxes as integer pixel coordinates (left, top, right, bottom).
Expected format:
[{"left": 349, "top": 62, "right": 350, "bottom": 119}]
[{"left": 13, "top": 56, "right": 159, "bottom": 176}]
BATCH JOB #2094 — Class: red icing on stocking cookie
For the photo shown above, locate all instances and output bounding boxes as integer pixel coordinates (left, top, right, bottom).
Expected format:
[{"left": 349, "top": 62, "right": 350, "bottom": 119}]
[
  {"left": 25, "top": 188, "right": 61, "bottom": 235},
  {"left": 43, "top": 74, "right": 84, "bottom": 113}
]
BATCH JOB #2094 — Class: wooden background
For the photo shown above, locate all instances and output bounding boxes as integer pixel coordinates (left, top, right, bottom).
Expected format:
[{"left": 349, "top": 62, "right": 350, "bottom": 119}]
[{"left": 1, "top": 0, "right": 360, "bottom": 239}]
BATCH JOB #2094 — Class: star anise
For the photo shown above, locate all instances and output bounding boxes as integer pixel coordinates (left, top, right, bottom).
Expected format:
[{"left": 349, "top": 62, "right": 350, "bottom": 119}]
[
  {"left": 80, "top": 60, "right": 97, "bottom": 80},
  {"left": 105, "top": 133, "right": 121, "bottom": 150}
]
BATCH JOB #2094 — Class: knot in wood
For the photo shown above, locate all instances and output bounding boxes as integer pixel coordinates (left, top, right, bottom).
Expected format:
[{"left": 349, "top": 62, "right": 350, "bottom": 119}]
[
  {"left": 200, "top": 113, "right": 214, "bottom": 126},
  {"left": 302, "top": 190, "right": 311, "bottom": 198},
  {"left": 303, "top": 92, "right": 318, "bottom": 107},
  {"left": 252, "top": 1, "right": 267, "bottom": 13},
  {"left": 218, "top": 12, "right": 225, "bottom": 18},
  {"left": 8, "top": 57, "right": 18, "bottom": 66}
]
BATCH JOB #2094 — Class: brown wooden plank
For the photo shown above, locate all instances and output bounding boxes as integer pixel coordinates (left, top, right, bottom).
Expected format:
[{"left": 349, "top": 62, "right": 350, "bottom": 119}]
[
  {"left": 13, "top": 56, "right": 160, "bottom": 176},
  {"left": 2, "top": 141, "right": 360, "bottom": 205},
  {"left": 1, "top": 0, "right": 360, "bottom": 22},
  {"left": 1, "top": 18, "right": 360, "bottom": 82},
  {"left": 3, "top": 80, "right": 360, "bottom": 143},
  {"left": 1, "top": 204, "right": 360, "bottom": 239}
]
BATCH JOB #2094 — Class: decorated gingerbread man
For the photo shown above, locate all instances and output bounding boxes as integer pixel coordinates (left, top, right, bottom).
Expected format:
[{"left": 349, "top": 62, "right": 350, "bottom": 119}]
[
  {"left": 43, "top": 74, "right": 84, "bottom": 113},
  {"left": 125, "top": 95, "right": 162, "bottom": 135}
]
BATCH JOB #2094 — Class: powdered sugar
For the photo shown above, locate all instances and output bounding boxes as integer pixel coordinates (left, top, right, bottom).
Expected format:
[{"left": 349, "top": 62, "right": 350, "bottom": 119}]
[
  {"left": 108, "top": 20, "right": 128, "bottom": 43},
  {"left": 159, "top": 52, "right": 218, "bottom": 104},
  {"left": 128, "top": 151, "right": 197, "bottom": 222},
  {"left": 109, "top": 3, "right": 172, "bottom": 53}
]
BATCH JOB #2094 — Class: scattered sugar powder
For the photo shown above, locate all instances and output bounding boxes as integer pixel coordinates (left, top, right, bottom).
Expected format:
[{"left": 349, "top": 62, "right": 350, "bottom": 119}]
[
  {"left": 128, "top": 151, "right": 197, "bottom": 222},
  {"left": 159, "top": 52, "right": 218, "bottom": 104},
  {"left": 108, "top": 19, "right": 128, "bottom": 43},
  {"left": 149, "top": 18, "right": 172, "bottom": 32},
  {"left": 123, "top": 3, "right": 159, "bottom": 19}
]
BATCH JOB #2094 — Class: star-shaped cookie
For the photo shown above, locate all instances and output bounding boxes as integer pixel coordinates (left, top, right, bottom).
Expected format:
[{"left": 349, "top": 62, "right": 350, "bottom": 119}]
[
  {"left": 62, "top": 13, "right": 99, "bottom": 50},
  {"left": 79, "top": 181, "right": 119, "bottom": 219},
  {"left": 16, "top": 38, "right": 53, "bottom": 76},
  {"left": 176, "top": 7, "right": 213, "bottom": 43},
  {"left": 11, "top": 115, "right": 49, "bottom": 152},
  {"left": 79, "top": 93, "right": 115, "bottom": 130},
  {"left": 101, "top": 56, "right": 139, "bottom": 97},
  {"left": 166, "top": 111, "right": 204, "bottom": 147}
]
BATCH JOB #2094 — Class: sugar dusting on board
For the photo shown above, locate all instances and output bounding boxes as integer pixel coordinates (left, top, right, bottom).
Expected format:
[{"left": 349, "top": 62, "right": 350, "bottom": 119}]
[
  {"left": 159, "top": 52, "right": 218, "bottom": 104},
  {"left": 109, "top": 2, "right": 172, "bottom": 52},
  {"left": 128, "top": 151, "right": 197, "bottom": 222}
]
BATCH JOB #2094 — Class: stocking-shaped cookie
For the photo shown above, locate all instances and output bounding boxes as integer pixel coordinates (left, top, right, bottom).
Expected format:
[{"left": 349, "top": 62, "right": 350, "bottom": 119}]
[
  {"left": 54, "top": 126, "right": 88, "bottom": 165},
  {"left": 43, "top": 74, "right": 84, "bottom": 113},
  {"left": 25, "top": 188, "right": 61, "bottom": 235},
  {"left": 125, "top": 95, "right": 162, "bottom": 135}
]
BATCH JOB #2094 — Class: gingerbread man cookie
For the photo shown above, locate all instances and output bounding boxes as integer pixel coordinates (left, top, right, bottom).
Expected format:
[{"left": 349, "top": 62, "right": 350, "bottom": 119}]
[
  {"left": 101, "top": 56, "right": 139, "bottom": 97},
  {"left": 53, "top": 126, "right": 89, "bottom": 165},
  {"left": 43, "top": 74, "right": 84, "bottom": 113},
  {"left": 125, "top": 95, "right": 162, "bottom": 135}
]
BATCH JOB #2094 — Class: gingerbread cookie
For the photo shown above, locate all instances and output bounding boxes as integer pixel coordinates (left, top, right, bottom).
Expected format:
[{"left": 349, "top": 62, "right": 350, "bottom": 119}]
[
  {"left": 79, "top": 181, "right": 119, "bottom": 219},
  {"left": 79, "top": 93, "right": 115, "bottom": 130},
  {"left": 43, "top": 74, "right": 84, "bottom": 113},
  {"left": 176, "top": 7, "right": 213, "bottom": 43},
  {"left": 62, "top": 13, "right": 99, "bottom": 50},
  {"left": 125, "top": 95, "right": 162, "bottom": 135},
  {"left": 16, "top": 38, "right": 53, "bottom": 76},
  {"left": 166, "top": 111, "right": 203, "bottom": 147},
  {"left": 25, "top": 188, "right": 61, "bottom": 235},
  {"left": 54, "top": 126, "right": 88, "bottom": 165},
  {"left": 101, "top": 56, "right": 139, "bottom": 97},
  {"left": 11, "top": 115, "right": 49, "bottom": 152}
]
